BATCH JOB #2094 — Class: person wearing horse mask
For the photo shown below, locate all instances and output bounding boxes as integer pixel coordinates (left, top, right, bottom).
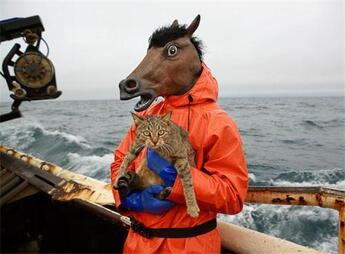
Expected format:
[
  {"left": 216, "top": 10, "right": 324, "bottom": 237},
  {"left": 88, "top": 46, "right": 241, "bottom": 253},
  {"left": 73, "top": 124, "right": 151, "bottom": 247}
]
[{"left": 111, "top": 15, "right": 248, "bottom": 253}]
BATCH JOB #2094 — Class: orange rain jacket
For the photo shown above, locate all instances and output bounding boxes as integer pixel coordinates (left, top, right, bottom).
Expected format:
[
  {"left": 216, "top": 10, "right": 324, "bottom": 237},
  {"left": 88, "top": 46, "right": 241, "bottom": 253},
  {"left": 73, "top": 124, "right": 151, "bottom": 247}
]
[{"left": 110, "top": 64, "right": 248, "bottom": 254}]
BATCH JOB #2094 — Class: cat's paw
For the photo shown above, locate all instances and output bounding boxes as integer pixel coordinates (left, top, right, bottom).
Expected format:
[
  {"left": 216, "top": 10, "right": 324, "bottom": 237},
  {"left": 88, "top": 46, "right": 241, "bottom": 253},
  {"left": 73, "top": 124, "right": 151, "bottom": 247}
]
[
  {"left": 187, "top": 205, "right": 200, "bottom": 218},
  {"left": 156, "top": 187, "right": 172, "bottom": 200}
]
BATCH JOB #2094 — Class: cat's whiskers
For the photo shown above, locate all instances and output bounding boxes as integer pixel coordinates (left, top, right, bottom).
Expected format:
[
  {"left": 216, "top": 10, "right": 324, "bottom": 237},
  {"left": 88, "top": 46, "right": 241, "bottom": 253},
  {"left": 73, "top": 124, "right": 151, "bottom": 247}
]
[
  {"left": 163, "top": 143, "right": 174, "bottom": 155},
  {"left": 159, "top": 144, "right": 170, "bottom": 156}
]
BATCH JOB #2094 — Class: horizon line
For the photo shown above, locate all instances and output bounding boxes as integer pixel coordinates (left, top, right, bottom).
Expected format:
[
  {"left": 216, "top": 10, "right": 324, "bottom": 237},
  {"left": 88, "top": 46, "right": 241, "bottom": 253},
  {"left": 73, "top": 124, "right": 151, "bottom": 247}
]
[{"left": 1, "top": 94, "right": 345, "bottom": 104}]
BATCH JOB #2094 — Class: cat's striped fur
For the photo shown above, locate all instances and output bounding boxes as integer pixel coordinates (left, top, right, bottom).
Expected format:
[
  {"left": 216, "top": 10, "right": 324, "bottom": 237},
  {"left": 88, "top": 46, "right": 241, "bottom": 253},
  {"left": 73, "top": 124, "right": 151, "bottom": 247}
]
[{"left": 115, "top": 112, "right": 199, "bottom": 217}]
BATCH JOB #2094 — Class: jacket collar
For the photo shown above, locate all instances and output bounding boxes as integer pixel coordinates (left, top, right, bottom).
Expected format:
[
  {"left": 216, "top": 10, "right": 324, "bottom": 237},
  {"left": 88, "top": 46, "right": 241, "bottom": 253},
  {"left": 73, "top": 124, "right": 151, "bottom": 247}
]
[{"left": 163, "top": 63, "right": 218, "bottom": 108}]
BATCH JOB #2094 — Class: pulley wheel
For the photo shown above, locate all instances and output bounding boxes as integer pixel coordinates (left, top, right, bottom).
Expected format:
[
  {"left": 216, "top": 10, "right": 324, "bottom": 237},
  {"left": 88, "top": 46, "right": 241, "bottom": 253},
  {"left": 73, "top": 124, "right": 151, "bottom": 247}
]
[{"left": 14, "top": 51, "right": 55, "bottom": 89}]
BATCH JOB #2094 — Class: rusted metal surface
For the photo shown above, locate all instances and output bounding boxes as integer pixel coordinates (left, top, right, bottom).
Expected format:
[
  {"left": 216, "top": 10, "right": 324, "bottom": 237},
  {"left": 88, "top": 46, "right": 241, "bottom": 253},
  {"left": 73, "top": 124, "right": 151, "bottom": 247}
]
[
  {"left": 51, "top": 180, "right": 95, "bottom": 201},
  {"left": 246, "top": 186, "right": 345, "bottom": 253},
  {"left": 0, "top": 145, "right": 114, "bottom": 205},
  {"left": 2, "top": 153, "right": 108, "bottom": 205},
  {"left": 246, "top": 186, "right": 345, "bottom": 211},
  {"left": 1, "top": 149, "right": 102, "bottom": 205}
]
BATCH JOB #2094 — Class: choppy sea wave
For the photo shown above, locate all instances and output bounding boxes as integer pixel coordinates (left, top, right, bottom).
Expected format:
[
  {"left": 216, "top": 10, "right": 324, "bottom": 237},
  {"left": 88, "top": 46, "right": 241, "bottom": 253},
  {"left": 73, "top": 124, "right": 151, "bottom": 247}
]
[
  {"left": 1, "top": 97, "right": 344, "bottom": 253},
  {"left": 219, "top": 204, "right": 338, "bottom": 253},
  {"left": 0, "top": 120, "right": 113, "bottom": 181},
  {"left": 235, "top": 168, "right": 343, "bottom": 253}
]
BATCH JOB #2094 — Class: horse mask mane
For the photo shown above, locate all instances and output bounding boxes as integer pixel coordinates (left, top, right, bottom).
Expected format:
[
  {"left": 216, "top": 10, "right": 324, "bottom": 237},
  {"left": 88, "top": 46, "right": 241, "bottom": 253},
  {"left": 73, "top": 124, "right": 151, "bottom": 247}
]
[{"left": 148, "top": 17, "right": 204, "bottom": 60}]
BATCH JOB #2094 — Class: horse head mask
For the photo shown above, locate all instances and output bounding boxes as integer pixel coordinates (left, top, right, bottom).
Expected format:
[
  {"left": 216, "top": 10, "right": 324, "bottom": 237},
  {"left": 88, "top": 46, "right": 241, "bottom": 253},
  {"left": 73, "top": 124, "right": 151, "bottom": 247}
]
[{"left": 118, "top": 15, "right": 203, "bottom": 111}]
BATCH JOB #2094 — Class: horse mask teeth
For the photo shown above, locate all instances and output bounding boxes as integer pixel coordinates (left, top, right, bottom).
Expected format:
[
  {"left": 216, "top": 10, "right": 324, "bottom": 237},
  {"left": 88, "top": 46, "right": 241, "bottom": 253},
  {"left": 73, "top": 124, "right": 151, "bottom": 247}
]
[{"left": 134, "top": 95, "right": 155, "bottom": 112}]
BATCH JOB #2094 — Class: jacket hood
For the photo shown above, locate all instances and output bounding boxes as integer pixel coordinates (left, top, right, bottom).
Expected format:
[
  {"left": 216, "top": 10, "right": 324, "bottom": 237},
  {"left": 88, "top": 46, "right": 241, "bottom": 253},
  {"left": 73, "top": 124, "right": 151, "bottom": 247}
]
[{"left": 164, "top": 63, "right": 218, "bottom": 107}]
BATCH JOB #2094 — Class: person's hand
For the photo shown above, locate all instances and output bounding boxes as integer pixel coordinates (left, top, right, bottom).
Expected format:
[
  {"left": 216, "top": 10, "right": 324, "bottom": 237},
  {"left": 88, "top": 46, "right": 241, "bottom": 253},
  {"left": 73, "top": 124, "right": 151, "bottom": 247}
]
[
  {"left": 121, "top": 185, "right": 174, "bottom": 214},
  {"left": 147, "top": 148, "right": 177, "bottom": 187}
]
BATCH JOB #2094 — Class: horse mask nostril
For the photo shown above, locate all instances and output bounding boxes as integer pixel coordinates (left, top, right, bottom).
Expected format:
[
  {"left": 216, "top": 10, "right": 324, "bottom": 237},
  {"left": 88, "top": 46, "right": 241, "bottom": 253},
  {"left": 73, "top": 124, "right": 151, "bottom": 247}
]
[
  {"left": 126, "top": 81, "right": 137, "bottom": 88},
  {"left": 124, "top": 79, "right": 140, "bottom": 93}
]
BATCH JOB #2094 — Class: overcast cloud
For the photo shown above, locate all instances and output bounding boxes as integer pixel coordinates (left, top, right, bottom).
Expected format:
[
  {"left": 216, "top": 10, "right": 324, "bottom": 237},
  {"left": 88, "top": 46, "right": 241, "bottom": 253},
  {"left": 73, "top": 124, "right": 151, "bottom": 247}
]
[{"left": 0, "top": 0, "right": 344, "bottom": 101}]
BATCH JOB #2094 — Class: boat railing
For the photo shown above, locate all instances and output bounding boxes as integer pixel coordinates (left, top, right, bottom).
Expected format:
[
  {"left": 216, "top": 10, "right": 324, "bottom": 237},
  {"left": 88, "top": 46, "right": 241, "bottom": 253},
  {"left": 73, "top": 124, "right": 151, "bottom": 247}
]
[{"left": 245, "top": 186, "right": 345, "bottom": 254}]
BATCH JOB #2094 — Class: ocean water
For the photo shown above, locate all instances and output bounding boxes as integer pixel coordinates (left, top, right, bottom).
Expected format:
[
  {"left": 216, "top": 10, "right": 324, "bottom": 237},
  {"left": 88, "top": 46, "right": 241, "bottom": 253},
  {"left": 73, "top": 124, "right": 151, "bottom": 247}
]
[{"left": 0, "top": 97, "right": 344, "bottom": 253}]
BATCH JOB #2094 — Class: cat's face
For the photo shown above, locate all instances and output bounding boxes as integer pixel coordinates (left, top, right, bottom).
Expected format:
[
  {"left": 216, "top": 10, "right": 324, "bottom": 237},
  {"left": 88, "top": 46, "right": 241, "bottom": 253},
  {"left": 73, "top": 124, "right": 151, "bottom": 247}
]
[{"left": 132, "top": 112, "right": 172, "bottom": 149}]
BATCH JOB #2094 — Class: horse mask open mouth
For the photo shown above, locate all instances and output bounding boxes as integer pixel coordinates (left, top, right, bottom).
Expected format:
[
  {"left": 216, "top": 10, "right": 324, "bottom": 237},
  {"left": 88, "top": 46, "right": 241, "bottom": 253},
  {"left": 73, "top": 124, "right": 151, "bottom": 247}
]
[
  {"left": 134, "top": 94, "right": 156, "bottom": 112},
  {"left": 118, "top": 15, "right": 202, "bottom": 112},
  {"left": 118, "top": 77, "right": 157, "bottom": 112}
]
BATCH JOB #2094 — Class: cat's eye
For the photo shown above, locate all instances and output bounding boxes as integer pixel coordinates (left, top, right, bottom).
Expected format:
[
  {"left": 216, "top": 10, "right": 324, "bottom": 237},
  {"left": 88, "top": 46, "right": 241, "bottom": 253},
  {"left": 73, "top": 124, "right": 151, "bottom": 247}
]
[
  {"left": 158, "top": 130, "right": 165, "bottom": 136},
  {"left": 143, "top": 130, "right": 150, "bottom": 136}
]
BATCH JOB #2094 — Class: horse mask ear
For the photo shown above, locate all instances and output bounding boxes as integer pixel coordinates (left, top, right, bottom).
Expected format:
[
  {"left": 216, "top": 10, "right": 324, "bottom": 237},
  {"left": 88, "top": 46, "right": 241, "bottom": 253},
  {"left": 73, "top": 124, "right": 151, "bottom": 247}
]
[
  {"left": 186, "top": 15, "right": 201, "bottom": 37},
  {"left": 171, "top": 19, "right": 179, "bottom": 28}
]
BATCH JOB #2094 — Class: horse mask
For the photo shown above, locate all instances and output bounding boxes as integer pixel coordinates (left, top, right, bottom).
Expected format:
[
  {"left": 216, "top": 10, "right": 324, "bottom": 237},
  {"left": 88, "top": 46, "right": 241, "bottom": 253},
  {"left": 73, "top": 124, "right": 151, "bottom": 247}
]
[{"left": 118, "top": 15, "right": 202, "bottom": 112}]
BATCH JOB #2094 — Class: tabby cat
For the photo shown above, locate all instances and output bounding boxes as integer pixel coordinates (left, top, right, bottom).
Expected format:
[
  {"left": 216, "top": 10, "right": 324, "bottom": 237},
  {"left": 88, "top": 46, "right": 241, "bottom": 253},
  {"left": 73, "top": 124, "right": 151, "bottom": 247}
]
[{"left": 114, "top": 112, "right": 200, "bottom": 218}]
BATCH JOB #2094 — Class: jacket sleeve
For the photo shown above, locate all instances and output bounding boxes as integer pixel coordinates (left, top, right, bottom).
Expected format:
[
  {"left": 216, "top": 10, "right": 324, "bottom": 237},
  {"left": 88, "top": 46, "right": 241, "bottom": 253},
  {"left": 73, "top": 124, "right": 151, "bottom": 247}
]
[
  {"left": 168, "top": 114, "right": 248, "bottom": 215},
  {"left": 110, "top": 125, "right": 136, "bottom": 208}
]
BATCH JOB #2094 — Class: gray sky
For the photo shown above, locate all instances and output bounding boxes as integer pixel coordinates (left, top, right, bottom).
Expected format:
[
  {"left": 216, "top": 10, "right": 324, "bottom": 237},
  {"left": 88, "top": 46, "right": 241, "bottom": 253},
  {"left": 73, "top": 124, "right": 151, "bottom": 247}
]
[{"left": 1, "top": 0, "right": 344, "bottom": 101}]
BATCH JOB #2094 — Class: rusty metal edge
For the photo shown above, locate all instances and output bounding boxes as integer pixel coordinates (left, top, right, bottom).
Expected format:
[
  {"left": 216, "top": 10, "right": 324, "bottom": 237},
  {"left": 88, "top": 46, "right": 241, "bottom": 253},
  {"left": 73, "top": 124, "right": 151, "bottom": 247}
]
[
  {"left": 246, "top": 186, "right": 345, "bottom": 210},
  {"left": 248, "top": 186, "right": 345, "bottom": 196},
  {"left": 0, "top": 144, "right": 114, "bottom": 205},
  {"left": 246, "top": 186, "right": 345, "bottom": 253}
]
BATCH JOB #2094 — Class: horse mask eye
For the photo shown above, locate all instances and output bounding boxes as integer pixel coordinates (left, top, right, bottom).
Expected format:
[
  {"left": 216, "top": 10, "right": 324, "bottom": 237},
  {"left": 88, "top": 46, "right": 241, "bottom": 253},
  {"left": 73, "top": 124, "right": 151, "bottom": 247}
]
[{"left": 167, "top": 45, "right": 178, "bottom": 56}]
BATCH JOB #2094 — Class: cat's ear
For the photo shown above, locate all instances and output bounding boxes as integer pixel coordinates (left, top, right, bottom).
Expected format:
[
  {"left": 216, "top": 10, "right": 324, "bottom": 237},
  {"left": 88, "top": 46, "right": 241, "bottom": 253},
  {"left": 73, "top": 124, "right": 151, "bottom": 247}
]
[
  {"left": 131, "top": 112, "right": 143, "bottom": 125},
  {"left": 161, "top": 112, "right": 172, "bottom": 122}
]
